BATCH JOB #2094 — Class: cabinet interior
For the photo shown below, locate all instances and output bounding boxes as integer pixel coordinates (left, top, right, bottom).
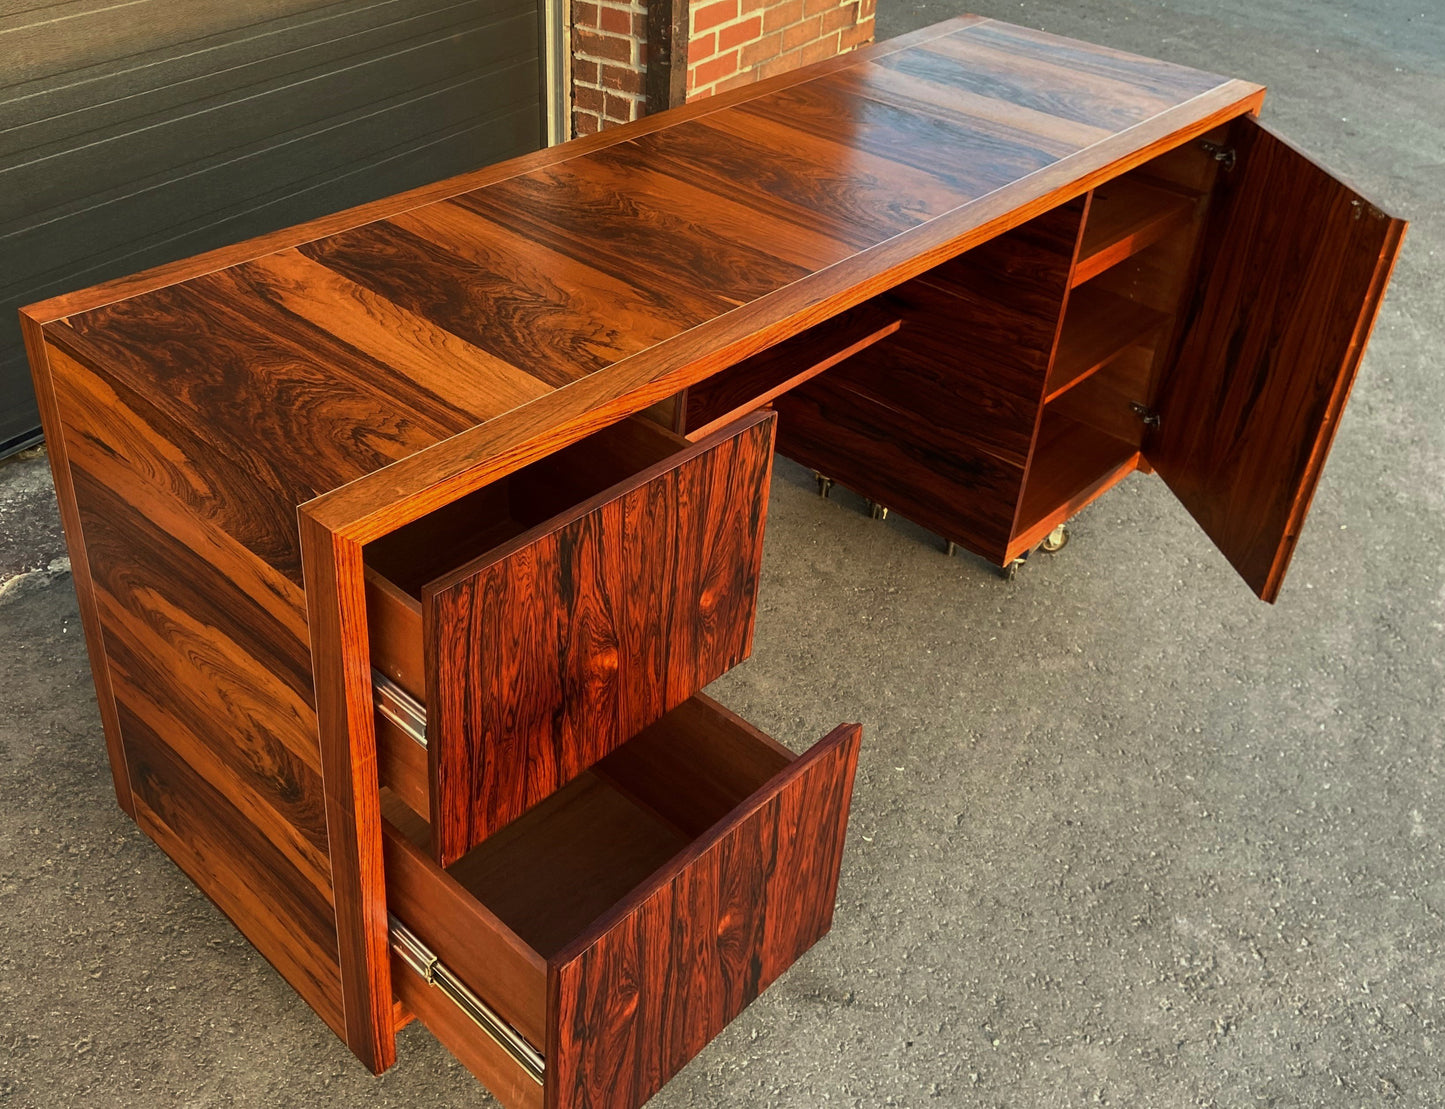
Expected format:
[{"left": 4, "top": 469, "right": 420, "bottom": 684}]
[{"left": 669, "top": 131, "right": 1227, "bottom": 567}]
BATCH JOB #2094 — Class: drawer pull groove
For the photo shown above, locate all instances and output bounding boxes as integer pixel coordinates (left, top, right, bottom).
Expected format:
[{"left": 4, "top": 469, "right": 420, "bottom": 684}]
[
  {"left": 390, "top": 915, "right": 544, "bottom": 1084},
  {"left": 373, "top": 669, "right": 427, "bottom": 748}
]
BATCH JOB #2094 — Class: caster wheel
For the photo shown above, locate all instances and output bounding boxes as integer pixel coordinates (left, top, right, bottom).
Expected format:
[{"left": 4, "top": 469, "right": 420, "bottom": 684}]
[
  {"left": 868, "top": 501, "right": 890, "bottom": 521},
  {"left": 999, "top": 557, "right": 1026, "bottom": 582},
  {"left": 1039, "top": 524, "right": 1070, "bottom": 554},
  {"left": 814, "top": 472, "right": 834, "bottom": 499}
]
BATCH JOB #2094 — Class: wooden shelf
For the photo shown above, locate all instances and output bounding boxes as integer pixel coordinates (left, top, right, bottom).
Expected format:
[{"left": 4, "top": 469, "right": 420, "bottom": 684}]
[
  {"left": 1012, "top": 413, "right": 1140, "bottom": 555},
  {"left": 1072, "top": 175, "right": 1198, "bottom": 288},
  {"left": 1045, "top": 284, "right": 1168, "bottom": 403}
]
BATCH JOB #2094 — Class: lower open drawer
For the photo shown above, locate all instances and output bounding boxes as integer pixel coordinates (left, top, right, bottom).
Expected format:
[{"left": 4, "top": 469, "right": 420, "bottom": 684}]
[{"left": 383, "top": 694, "right": 861, "bottom": 1109}]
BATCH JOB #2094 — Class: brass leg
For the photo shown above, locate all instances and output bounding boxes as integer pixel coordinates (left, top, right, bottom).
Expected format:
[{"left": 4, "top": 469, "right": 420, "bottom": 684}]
[
  {"left": 868, "top": 501, "right": 889, "bottom": 521},
  {"left": 814, "top": 472, "right": 834, "bottom": 498}
]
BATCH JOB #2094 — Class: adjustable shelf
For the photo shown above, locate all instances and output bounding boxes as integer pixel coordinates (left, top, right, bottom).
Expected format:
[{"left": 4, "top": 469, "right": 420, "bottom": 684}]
[
  {"left": 1044, "top": 284, "right": 1169, "bottom": 403},
  {"left": 1071, "top": 175, "right": 1199, "bottom": 288},
  {"left": 1013, "top": 410, "right": 1140, "bottom": 556}
]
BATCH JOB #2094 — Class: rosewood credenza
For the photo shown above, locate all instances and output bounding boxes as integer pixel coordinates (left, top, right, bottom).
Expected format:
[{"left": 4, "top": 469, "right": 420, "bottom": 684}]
[{"left": 22, "top": 17, "right": 1404, "bottom": 1108}]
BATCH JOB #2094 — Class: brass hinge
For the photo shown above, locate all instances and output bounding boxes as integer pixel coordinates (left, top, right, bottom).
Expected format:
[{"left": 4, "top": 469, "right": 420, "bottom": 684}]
[
  {"left": 372, "top": 668, "right": 427, "bottom": 748},
  {"left": 390, "top": 916, "right": 545, "bottom": 1085},
  {"left": 1200, "top": 140, "right": 1236, "bottom": 171},
  {"left": 1130, "top": 402, "right": 1161, "bottom": 429}
]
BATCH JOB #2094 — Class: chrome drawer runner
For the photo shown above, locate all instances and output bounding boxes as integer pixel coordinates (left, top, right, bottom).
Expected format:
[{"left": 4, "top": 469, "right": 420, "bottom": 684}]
[
  {"left": 372, "top": 668, "right": 427, "bottom": 747},
  {"left": 390, "top": 915, "right": 544, "bottom": 1085}
]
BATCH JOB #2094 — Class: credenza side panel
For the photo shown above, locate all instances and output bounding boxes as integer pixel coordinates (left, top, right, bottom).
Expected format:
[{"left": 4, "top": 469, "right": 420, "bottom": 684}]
[{"left": 42, "top": 341, "right": 348, "bottom": 1038}]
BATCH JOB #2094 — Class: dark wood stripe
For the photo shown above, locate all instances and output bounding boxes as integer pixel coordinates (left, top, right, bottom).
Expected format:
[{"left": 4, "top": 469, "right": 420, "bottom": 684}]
[
  {"left": 913, "top": 30, "right": 1217, "bottom": 131},
  {"left": 582, "top": 141, "right": 858, "bottom": 270},
  {"left": 452, "top": 163, "right": 811, "bottom": 311},
  {"left": 737, "top": 76, "right": 1063, "bottom": 197},
  {"left": 632, "top": 114, "right": 953, "bottom": 248},
  {"left": 836, "top": 56, "right": 1110, "bottom": 153},
  {"left": 304, "top": 214, "right": 654, "bottom": 385},
  {"left": 71, "top": 463, "right": 317, "bottom": 714},
  {"left": 238, "top": 251, "right": 554, "bottom": 419}
]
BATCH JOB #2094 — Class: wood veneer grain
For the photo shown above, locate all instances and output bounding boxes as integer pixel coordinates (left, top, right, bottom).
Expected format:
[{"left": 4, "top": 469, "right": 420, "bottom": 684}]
[
  {"left": 547, "top": 721, "right": 861, "bottom": 1108},
  {"left": 1151, "top": 118, "right": 1406, "bottom": 601},
  {"left": 423, "top": 412, "right": 776, "bottom": 863}
]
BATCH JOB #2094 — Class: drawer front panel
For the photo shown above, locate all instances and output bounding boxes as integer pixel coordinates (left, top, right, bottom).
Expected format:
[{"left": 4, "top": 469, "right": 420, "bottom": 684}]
[
  {"left": 547, "top": 719, "right": 861, "bottom": 1108},
  {"left": 424, "top": 411, "right": 777, "bottom": 864}
]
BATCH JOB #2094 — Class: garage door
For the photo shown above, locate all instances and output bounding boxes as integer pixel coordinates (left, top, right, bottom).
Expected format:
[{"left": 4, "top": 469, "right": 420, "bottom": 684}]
[{"left": 1, "top": 0, "right": 550, "bottom": 455}]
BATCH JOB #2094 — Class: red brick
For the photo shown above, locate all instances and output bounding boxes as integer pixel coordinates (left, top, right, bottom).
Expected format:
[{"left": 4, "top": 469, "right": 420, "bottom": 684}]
[
  {"left": 799, "top": 31, "right": 840, "bottom": 64},
  {"left": 693, "top": 0, "right": 738, "bottom": 33},
  {"left": 573, "top": 0, "right": 600, "bottom": 26},
  {"left": 575, "top": 28, "right": 632, "bottom": 62},
  {"left": 574, "top": 84, "right": 606, "bottom": 113},
  {"left": 740, "top": 0, "right": 767, "bottom": 13},
  {"left": 739, "top": 29, "right": 783, "bottom": 66},
  {"left": 762, "top": 0, "right": 803, "bottom": 33},
  {"left": 804, "top": 0, "right": 835, "bottom": 15},
  {"left": 714, "top": 69, "right": 762, "bottom": 93},
  {"left": 687, "top": 83, "right": 717, "bottom": 102},
  {"left": 572, "top": 57, "right": 599, "bottom": 84},
  {"left": 839, "top": 17, "right": 873, "bottom": 47},
  {"left": 821, "top": 4, "right": 854, "bottom": 33},
  {"left": 575, "top": 112, "right": 601, "bottom": 136},
  {"left": 690, "top": 31, "right": 717, "bottom": 59},
  {"left": 599, "top": 62, "right": 644, "bottom": 94},
  {"left": 598, "top": 4, "right": 632, "bottom": 34},
  {"left": 717, "top": 14, "right": 763, "bottom": 50},
  {"left": 858, "top": 0, "right": 876, "bottom": 16},
  {"left": 781, "top": 13, "right": 821, "bottom": 49},
  {"left": 604, "top": 91, "right": 638, "bottom": 121},
  {"left": 691, "top": 48, "right": 740, "bottom": 88}
]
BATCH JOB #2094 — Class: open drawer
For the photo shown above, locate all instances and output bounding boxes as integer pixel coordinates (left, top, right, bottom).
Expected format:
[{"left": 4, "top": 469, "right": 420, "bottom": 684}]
[
  {"left": 383, "top": 694, "right": 862, "bottom": 1109},
  {"left": 365, "top": 410, "right": 777, "bottom": 864}
]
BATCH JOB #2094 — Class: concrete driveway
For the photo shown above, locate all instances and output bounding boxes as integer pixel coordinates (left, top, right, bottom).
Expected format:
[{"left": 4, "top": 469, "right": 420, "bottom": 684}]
[{"left": 1, "top": 0, "right": 1440, "bottom": 1105}]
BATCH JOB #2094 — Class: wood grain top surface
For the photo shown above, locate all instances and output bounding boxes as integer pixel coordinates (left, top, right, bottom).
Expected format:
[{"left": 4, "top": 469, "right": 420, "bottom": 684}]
[{"left": 31, "top": 17, "right": 1264, "bottom": 541}]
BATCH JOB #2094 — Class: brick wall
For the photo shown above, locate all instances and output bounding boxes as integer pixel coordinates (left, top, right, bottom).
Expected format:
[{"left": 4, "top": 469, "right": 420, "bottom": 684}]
[
  {"left": 572, "top": 0, "right": 649, "bottom": 135},
  {"left": 687, "top": 0, "right": 874, "bottom": 100},
  {"left": 569, "top": 0, "right": 874, "bottom": 136}
]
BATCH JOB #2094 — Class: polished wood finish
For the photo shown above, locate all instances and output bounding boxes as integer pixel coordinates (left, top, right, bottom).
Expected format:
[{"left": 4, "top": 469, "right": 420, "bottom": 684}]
[
  {"left": 1071, "top": 174, "right": 1198, "bottom": 287},
  {"left": 20, "top": 17, "right": 1399, "bottom": 1101},
  {"left": 384, "top": 696, "right": 861, "bottom": 1109},
  {"left": 409, "top": 412, "right": 775, "bottom": 864},
  {"left": 1045, "top": 283, "right": 1168, "bottom": 402},
  {"left": 1149, "top": 118, "right": 1407, "bottom": 601},
  {"left": 683, "top": 304, "right": 902, "bottom": 441},
  {"left": 775, "top": 198, "right": 1085, "bottom": 563},
  {"left": 548, "top": 714, "right": 861, "bottom": 1107}
]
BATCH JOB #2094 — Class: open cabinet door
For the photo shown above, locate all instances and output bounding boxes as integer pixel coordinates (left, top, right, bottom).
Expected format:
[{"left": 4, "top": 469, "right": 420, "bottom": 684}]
[{"left": 1148, "top": 117, "right": 1405, "bottom": 602}]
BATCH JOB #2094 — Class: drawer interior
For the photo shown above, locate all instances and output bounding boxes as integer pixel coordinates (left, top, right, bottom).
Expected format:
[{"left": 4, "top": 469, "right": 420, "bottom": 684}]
[
  {"left": 384, "top": 691, "right": 859, "bottom": 1109},
  {"left": 388, "top": 694, "right": 795, "bottom": 959},
  {"left": 366, "top": 414, "right": 690, "bottom": 614}
]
